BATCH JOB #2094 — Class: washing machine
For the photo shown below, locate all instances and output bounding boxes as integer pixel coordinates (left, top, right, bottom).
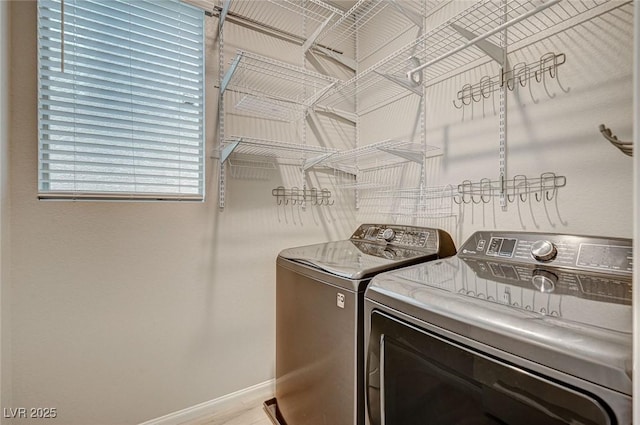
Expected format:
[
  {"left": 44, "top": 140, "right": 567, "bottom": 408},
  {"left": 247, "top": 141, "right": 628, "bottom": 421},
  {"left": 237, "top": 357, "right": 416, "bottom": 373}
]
[
  {"left": 264, "top": 224, "right": 456, "bottom": 425},
  {"left": 365, "top": 230, "right": 632, "bottom": 425}
]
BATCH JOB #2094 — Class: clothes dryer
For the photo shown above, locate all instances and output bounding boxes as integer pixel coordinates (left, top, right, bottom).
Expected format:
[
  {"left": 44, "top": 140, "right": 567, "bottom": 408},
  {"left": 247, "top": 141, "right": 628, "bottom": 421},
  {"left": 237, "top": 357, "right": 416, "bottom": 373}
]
[{"left": 265, "top": 224, "right": 456, "bottom": 425}]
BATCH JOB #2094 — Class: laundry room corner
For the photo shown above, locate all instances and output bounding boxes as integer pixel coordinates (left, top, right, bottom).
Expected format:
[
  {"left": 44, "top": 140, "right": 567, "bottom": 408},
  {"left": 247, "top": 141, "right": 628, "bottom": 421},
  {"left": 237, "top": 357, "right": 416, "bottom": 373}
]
[{"left": 5, "top": 1, "right": 357, "bottom": 424}]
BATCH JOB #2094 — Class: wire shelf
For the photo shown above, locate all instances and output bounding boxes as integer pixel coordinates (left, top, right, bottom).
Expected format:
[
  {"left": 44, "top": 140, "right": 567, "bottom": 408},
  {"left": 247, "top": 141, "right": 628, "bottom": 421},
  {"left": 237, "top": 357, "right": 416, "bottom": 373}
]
[
  {"left": 312, "top": 0, "right": 445, "bottom": 60},
  {"left": 325, "top": 139, "right": 441, "bottom": 171},
  {"left": 222, "top": 50, "right": 338, "bottom": 107},
  {"left": 233, "top": 94, "right": 305, "bottom": 122},
  {"left": 222, "top": 136, "right": 338, "bottom": 168},
  {"left": 218, "top": 0, "right": 345, "bottom": 42},
  {"left": 317, "top": 0, "right": 614, "bottom": 113},
  {"left": 228, "top": 157, "right": 277, "bottom": 180}
]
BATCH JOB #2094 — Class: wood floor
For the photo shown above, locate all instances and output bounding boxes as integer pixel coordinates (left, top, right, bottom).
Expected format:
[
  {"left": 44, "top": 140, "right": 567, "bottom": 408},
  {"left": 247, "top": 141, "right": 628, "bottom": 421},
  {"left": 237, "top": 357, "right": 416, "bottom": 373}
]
[{"left": 178, "top": 396, "right": 273, "bottom": 425}]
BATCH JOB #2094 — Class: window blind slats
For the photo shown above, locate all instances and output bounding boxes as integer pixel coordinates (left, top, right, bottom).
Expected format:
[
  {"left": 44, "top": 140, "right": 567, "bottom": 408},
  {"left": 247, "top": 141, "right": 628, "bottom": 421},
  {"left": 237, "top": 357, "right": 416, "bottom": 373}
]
[
  {"left": 40, "top": 76, "right": 203, "bottom": 108},
  {"left": 40, "top": 129, "right": 202, "bottom": 150},
  {"left": 40, "top": 140, "right": 202, "bottom": 159},
  {"left": 40, "top": 106, "right": 202, "bottom": 135},
  {"left": 39, "top": 36, "right": 203, "bottom": 76},
  {"left": 40, "top": 92, "right": 202, "bottom": 123},
  {"left": 38, "top": 0, "right": 205, "bottom": 200}
]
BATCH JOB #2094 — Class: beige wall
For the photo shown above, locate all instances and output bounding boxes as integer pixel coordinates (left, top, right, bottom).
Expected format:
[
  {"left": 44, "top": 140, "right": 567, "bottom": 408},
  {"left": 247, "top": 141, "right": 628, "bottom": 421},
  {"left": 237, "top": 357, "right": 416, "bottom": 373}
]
[
  {"left": 1, "top": 0, "right": 12, "bottom": 421},
  {"left": 357, "top": 1, "right": 635, "bottom": 244},
  {"left": 3, "top": 0, "right": 636, "bottom": 424},
  {"left": 7, "top": 2, "right": 355, "bottom": 424}
]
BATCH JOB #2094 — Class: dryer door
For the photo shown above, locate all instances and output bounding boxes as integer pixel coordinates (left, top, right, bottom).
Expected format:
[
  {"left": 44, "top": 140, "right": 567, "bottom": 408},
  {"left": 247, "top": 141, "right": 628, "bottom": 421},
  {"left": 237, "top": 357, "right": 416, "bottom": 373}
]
[{"left": 366, "top": 311, "right": 615, "bottom": 425}]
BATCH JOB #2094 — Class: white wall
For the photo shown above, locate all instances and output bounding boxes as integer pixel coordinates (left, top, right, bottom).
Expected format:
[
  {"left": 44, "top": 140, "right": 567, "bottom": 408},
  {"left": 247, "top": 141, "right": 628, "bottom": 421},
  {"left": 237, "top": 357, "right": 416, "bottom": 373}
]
[
  {"left": 1, "top": 0, "right": 11, "bottom": 421},
  {"left": 7, "top": 2, "right": 355, "bottom": 424}
]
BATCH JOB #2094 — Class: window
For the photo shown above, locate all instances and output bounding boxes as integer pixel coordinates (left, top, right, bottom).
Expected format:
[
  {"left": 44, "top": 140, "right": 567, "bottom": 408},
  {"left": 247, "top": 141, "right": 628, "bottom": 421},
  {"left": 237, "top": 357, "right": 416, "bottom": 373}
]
[{"left": 37, "top": 0, "right": 205, "bottom": 201}]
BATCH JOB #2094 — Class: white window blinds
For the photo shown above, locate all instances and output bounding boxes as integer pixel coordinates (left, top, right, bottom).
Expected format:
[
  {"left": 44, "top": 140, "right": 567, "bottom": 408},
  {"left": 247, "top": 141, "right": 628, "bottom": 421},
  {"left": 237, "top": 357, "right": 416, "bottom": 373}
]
[{"left": 38, "top": 0, "right": 205, "bottom": 201}]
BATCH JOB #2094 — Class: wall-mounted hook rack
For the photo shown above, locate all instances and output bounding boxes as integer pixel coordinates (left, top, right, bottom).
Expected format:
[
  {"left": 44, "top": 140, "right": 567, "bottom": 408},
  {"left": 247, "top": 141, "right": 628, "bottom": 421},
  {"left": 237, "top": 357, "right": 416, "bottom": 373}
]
[
  {"left": 454, "top": 172, "right": 566, "bottom": 205},
  {"left": 599, "top": 124, "right": 632, "bottom": 157},
  {"left": 453, "top": 52, "right": 566, "bottom": 109},
  {"left": 272, "top": 186, "right": 334, "bottom": 206}
]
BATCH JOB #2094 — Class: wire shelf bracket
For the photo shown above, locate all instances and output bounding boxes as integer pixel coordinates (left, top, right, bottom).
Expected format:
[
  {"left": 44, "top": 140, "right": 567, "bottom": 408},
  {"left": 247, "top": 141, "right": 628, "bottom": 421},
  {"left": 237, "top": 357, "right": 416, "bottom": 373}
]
[
  {"left": 449, "top": 23, "right": 508, "bottom": 69},
  {"left": 219, "top": 0, "right": 231, "bottom": 32},
  {"left": 220, "top": 140, "right": 240, "bottom": 164},
  {"left": 302, "top": 14, "right": 337, "bottom": 53},
  {"left": 220, "top": 51, "right": 243, "bottom": 95},
  {"left": 388, "top": 0, "right": 425, "bottom": 29}
]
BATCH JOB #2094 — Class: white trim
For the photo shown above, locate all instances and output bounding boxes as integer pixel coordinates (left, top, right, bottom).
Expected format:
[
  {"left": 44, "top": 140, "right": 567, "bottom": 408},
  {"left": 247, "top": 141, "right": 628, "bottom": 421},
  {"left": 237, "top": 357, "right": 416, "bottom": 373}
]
[{"left": 138, "top": 379, "right": 275, "bottom": 425}]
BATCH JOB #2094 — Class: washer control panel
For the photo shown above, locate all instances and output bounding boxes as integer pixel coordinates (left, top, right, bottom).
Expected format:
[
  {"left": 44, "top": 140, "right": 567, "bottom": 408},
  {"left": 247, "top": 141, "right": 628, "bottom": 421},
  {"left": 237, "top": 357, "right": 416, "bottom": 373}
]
[
  {"left": 351, "top": 224, "right": 433, "bottom": 250},
  {"left": 459, "top": 231, "right": 633, "bottom": 275}
]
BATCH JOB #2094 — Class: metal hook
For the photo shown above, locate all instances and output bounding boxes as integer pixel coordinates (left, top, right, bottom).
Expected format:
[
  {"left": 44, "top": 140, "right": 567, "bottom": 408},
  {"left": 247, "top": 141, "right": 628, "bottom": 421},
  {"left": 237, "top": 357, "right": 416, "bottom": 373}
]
[
  {"left": 459, "top": 180, "right": 473, "bottom": 204},
  {"left": 321, "top": 188, "right": 334, "bottom": 206},
  {"left": 453, "top": 83, "right": 473, "bottom": 109},
  {"left": 470, "top": 84, "right": 482, "bottom": 103},
  {"left": 479, "top": 76, "right": 493, "bottom": 99},
  {"left": 480, "top": 178, "right": 492, "bottom": 203},
  {"left": 452, "top": 185, "right": 463, "bottom": 205},
  {"left": 512, "top": 175, "right": 528, "bottom": 203},
  {"left": 505, "top": 66, "right": 517, "bottom": 91},
  {"left": 272, "top": 186, "right": 286, "bottom": 205},
  {"left": 540, "top": 172, "right": 558, "bottom": 201},
  {"left": 540, "top": 52, "right": 558, "bottom": 79},
  {"left": 537, "top": 53, "right": 559, "bottom": 98},
  {"left": 512, "top": 62, "right": 528, "bottom": 88},
  {"left": 553, "top": 53, "right": 569, "bottom": 94}
]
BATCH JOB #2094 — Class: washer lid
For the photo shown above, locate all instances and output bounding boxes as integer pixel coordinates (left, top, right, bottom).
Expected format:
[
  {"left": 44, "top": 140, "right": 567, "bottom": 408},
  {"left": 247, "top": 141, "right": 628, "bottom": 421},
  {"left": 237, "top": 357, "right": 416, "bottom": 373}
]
[
  {"left": 366, "top": 256, "right": 632, "bottom": 395},
  {"left": 279, "top": 240, "right": 439, "bottom": 280}
]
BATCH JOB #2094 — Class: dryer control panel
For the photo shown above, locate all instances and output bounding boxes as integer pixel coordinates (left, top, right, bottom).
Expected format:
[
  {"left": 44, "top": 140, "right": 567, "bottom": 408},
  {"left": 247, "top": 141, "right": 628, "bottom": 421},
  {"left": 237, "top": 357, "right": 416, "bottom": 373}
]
[
  {"left": 350, "top": 224, "right": 456, "bottom": 257},
  {"left": 458, "top": 231, "right": 633, "bottom": 276}
]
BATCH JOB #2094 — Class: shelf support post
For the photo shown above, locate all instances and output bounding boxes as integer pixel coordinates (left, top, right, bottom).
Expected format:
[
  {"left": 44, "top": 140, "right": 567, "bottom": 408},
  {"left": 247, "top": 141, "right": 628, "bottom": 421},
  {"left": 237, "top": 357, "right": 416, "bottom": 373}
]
[{"left": 498, "top": 0, "right": 508, "bottom": 210}]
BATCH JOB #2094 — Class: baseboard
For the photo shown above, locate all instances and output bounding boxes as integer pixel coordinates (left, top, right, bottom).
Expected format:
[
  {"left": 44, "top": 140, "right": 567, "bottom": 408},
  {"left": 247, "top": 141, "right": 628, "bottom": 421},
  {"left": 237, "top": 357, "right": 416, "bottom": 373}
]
[{"left": 138, "top": 379, "right": 275, "bottom": 425}]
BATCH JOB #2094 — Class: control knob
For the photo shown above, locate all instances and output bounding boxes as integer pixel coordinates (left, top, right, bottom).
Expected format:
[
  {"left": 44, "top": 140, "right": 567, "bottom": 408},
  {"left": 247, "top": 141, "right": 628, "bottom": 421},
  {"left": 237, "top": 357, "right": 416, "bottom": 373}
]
[
  {"left": 531, "top": 240, "right": 557, "bottom": 262},
  {"left": 531, "top": 270, "right": 557, "bottom": 293},
  {"left": 381, "top": 228, "right": 396, "bottom": 242}
]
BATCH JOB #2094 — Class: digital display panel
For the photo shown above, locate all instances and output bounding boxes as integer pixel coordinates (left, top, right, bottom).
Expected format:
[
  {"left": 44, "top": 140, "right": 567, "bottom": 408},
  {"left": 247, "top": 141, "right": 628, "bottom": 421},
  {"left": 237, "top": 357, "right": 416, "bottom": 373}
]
[{"left": 499, "top": 239, "right": 517, "bottom": 257}]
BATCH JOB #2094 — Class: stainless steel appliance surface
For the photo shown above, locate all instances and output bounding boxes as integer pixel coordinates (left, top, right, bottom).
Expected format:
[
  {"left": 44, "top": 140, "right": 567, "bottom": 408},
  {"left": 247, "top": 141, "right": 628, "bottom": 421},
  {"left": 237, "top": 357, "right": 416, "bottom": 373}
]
[
  {"left": 365, "top": 231, "right": 632, "bottom": 425},
  {"left": 265, "top": 224, "right": 456, "bottom": 425}
]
